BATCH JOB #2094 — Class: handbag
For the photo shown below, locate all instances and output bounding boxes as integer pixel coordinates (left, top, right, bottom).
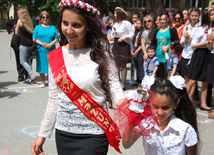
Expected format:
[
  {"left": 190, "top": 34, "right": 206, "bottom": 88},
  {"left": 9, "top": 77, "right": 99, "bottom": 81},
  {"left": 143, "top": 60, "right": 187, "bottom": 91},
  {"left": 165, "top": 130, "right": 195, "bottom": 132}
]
[{"left": 28, "top": 39, "right": 38, "bottom": 59}]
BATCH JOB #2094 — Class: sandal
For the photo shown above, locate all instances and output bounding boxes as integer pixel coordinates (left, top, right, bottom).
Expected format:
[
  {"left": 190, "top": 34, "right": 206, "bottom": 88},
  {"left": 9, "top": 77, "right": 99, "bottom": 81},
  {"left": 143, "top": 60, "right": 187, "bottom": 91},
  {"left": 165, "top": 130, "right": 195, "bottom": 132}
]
[{"left": 208, "top": 111, "right": 214, "bottom": 119}]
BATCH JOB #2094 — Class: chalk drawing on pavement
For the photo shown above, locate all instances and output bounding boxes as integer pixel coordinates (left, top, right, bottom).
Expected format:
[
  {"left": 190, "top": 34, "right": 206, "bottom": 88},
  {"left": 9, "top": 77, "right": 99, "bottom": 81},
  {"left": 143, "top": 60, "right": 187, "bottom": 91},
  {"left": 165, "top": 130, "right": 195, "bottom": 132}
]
[
  {"left": 21, "top": 126, "right": 55, "bottom": 140},
  {"left": 0, "top": 148, "right": 8, "bottom": 155}
]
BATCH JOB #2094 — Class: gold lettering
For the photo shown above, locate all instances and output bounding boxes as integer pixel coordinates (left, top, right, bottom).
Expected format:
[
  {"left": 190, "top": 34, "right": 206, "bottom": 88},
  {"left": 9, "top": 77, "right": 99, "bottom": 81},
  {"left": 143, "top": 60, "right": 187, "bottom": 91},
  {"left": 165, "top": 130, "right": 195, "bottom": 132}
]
[
  {"left": 90, "top": 108, "right": 98, "bottom": 117},
  {"left": 77, "top": 95, "right": 87, "bottom": 106},
  {"left": 109, "top": 125, "right": 115, "bottom": 132},
  {"left": 103, "top": 118, "right": 110, "bottom": 128},
  {"left": 85, "top": 103, "right": 91, "bottom": 111},
  {"left": 97, "top": 113, "right": 104, "bottom": 122}
]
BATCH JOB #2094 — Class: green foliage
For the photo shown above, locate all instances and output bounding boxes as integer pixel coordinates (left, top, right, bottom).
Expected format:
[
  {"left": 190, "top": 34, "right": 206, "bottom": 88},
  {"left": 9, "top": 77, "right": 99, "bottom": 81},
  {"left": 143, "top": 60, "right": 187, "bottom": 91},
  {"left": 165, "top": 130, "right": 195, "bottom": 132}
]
[{"left": 95, "top": 0, "right": 119, "bottom": 16}]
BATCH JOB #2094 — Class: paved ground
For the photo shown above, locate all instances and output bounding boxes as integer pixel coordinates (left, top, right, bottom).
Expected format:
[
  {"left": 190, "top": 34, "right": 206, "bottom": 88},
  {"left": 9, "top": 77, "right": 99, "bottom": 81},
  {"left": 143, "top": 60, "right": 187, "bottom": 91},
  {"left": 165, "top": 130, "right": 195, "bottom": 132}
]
[{"left": 0, "top": 31, "right": 214, "bottom": 155}]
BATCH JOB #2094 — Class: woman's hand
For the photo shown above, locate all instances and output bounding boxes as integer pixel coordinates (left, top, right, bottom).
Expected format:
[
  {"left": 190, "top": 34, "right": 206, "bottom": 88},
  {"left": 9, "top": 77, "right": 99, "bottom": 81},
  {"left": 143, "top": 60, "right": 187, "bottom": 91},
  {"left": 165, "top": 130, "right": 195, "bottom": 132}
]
[
  {"left": 45, "top": 43, "right": 52, "bottom": 49},
  {"left": 31, "top": 136, "right": 46, "bottom": 155},
  {"left": 131, "top": 51, "right": 138, "bottom": 58},
  {"left": 143, "top": 53, "right": 148, "bottom": 61},
  {"left": 118, "top": 37, "right": 123, "bottom": 43}
]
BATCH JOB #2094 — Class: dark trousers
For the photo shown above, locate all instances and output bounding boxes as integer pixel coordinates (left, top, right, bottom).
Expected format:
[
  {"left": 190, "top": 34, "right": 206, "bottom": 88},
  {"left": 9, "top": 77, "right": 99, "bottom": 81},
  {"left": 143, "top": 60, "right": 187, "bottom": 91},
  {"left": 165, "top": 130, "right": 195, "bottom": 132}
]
[
  {"left": 13, "top": 49, "right": 28, "bottom": 79},
  {"left": 157, "top": 62, "right": 167, "bottom": 79},
  {"left": 134, "top": 51, "right": 144, "bottom": 83}
]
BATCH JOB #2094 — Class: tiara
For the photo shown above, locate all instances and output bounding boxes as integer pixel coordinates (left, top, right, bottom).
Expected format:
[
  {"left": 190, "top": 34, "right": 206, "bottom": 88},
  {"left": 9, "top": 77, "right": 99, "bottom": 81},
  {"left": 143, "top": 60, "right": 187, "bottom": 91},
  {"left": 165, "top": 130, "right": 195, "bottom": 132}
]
[
  {"left": 115, "top": 7, "right": 126, "bottom": 14},
  {"left": 59, "top": 0, "right": 100, "bottom": 18}
]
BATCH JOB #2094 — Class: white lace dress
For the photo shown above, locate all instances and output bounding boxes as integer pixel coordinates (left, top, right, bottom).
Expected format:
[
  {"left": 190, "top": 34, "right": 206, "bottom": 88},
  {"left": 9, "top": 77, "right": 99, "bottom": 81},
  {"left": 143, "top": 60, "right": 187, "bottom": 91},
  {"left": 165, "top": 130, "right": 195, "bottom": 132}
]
[{"left": 38, "top": 46, "right": 125, "bottom": 138}]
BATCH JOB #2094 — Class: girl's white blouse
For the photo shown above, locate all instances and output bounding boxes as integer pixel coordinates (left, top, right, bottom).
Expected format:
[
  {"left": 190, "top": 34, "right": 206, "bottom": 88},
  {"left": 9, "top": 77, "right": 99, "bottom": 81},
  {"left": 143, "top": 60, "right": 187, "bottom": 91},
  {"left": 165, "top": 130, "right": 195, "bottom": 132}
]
[
  {"left": 180, "top": 22, "right": 201, "bottom": 59},
  {"left": 141, "top": 114, "right": 198, "bottom": 155},
  {"left": 38, "top": 47, "right": 125, "bottom": 138},
  {"left": 112, "top": 20, "right": 134, "bottom": 39}
]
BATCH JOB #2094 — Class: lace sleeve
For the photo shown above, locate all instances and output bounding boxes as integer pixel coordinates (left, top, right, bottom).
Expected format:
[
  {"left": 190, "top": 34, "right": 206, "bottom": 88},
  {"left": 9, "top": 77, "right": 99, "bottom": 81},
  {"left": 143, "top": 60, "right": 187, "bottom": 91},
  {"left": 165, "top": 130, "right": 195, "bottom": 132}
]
[
  {"left": 38, "top": 67, "right": 59, "bottom": 138},
  {"left": 106, "top": 52, "right": 125, "bottom": 105}
]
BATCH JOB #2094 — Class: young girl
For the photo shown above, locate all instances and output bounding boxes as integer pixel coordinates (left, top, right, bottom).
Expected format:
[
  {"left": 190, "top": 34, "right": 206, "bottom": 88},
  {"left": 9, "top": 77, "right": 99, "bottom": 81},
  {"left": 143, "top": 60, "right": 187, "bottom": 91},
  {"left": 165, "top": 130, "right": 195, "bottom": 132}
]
[
  {"left": 131, "top": 18, "right": 144, "bottom": 86},
  {"left": 164, "top": 40, "right": 181, "bottom": 79},
  {"left": 122, "top": 77, "right": 199, "bottom": 155},
  {"left": 31, "top": 0, "right": 126, "bottom": 155},
  {"left": 180, "top": 8, "right": 201, "bottom": 100},
  {"left": 186, "top": 8, "right": 213, "bottom": 111}
]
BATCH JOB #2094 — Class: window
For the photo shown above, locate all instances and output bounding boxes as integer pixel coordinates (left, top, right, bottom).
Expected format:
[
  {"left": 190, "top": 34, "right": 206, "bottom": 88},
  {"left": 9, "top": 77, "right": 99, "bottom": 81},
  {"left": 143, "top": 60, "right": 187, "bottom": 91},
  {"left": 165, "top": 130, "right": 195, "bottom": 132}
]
[
  {"left": 162, "top": 0, "right": 172, "bottom": 8},
  {"left": 185, "top": 0, "right": 206, "bottom": 8},
  {"left": 129, "top": 0, "right": 146, "bottom": 9}
]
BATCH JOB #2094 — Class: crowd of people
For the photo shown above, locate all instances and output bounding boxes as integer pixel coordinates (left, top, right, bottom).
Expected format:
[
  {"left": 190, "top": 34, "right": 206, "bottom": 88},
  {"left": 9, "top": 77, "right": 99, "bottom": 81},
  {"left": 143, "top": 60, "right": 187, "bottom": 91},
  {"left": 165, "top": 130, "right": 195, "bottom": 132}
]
[
  {"left": 4, "top": 0, "right": 214, "bottom": 154},
  {"left": 101, "top": 5, "right": 214, "bottom": 118}
]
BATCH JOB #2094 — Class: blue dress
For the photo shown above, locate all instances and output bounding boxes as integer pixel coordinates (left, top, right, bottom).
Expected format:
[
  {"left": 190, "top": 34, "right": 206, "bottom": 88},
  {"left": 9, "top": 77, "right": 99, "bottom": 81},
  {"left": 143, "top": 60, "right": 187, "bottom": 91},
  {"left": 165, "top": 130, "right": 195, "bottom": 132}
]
[{"left": 32, "top": 25, "right": 58, "bottom": 74}]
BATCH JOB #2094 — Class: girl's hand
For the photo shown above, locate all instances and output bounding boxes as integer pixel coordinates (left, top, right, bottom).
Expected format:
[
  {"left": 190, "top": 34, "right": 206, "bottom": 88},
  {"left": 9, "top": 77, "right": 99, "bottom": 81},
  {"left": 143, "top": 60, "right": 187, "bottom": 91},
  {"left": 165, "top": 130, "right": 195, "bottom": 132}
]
[
  {"left": 31, "top": 136, "right": 46, "bottom": 155},
  {"left": 45, "top": 43, "right": 52, "bottom": 49},
  {"left": 131, "top": 51, "right": 138, "bottom": 58},
  {"left": 162, "top": 46, "right": 168, "bottom": 53}
]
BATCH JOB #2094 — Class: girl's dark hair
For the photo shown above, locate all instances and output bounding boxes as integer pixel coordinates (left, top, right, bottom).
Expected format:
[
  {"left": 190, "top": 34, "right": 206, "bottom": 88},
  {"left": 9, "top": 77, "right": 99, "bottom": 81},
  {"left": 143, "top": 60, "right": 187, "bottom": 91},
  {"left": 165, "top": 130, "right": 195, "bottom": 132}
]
[
  {"left": 153, "top": 14, "right": 160, "bottom": 28},
  {"left": 169, "top": 40, "right": 182, "bottom": 54},
  {"left": 132, "top": 12, "right": 140, "bottom": 18},
  {"left": 160, "top": 11, "right": 169, "bottom": 19},
  {"left": 115, "top": 9, "right": 127, "bottom": 21},
  {"left": 132, "top": 18, "right": 144, "bottom": 47},
  {"left": 190, "top": 7, "right": 201, "bottom": 16},
  {"left": 58, "top": 0, "right": 114, "bottom": 107},
  {"left": 201, "top": 8, "right": 213, "bottom": 28},
  {"left": 173, "top": 10, "right": 183, "bottom": 20},
  {"left": 150, "top": 78, "right": 200, "bottom": 154}
]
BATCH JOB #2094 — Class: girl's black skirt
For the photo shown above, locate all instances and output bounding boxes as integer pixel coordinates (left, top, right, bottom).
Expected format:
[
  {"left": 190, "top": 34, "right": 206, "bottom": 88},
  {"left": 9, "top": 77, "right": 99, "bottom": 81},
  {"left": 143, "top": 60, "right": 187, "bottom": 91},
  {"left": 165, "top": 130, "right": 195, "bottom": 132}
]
[
  {"left": 180, "top": 57, "right": 190, "bottom": 77},
  {"left": 56, "top": 129, "right": 109, "bottom": 155},
  {"left": 112, "top": 38, "right": 131, "bottom": 64},
  {"left": 206, "top": 53, "right": 214, "bottom": 84},
  {"left": 188, "top": 48, "right": 209, "bottom": 81}
]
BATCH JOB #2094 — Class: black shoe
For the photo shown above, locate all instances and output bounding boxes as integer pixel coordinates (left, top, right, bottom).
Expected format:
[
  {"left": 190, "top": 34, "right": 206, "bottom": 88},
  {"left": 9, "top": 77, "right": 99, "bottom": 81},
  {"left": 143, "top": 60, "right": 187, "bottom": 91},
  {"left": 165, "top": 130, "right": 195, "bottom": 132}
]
[
  {"left": 200, "top": 107, "right": 211, "bottom": 111},
  {"left": 18, "top": 77, "right": 24, "bottom": 82}
]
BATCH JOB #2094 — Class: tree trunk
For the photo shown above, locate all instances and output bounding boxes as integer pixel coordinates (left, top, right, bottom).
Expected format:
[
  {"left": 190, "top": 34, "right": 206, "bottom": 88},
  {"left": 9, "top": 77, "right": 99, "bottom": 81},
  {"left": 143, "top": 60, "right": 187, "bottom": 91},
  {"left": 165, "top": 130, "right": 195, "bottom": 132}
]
[
  {"left": 118, "top": 0, "right": 126, "bottom": 10},
  {"left": 149, "top": 0, "right": 166, "bottom": 14}
]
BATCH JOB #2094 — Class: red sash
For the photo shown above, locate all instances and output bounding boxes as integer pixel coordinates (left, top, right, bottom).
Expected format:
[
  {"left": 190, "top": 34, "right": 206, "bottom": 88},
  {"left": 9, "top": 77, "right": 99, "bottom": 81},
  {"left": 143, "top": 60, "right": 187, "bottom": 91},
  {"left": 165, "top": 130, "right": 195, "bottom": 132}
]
[{"left": 48, "top": 47, "right": 122, "bottom": 153}]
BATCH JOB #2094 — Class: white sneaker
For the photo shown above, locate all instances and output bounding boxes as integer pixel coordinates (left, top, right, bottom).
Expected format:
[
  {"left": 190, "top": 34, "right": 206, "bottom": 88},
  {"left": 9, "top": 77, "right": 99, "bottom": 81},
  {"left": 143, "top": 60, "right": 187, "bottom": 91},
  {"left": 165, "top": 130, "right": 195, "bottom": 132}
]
[{"left": 40, "top": 84, "right": 45, "bottom": 88}]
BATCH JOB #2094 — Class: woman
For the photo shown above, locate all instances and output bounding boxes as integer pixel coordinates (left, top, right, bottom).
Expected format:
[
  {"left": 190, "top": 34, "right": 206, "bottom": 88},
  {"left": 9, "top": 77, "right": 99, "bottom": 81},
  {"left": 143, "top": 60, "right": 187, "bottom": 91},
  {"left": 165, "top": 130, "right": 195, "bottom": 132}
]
[
  {"left": 31, "top": 0, "right": 126, "bottom": 155},
  {"left": 154, "top": 14, "right": 161, "bottom": 29},
  {"left": 141, "top": 15, "right": 153, "bottom": 61},
  {"left": 32, "top": 11, "right": 58, "bottom": 87},
  {"left": 173, "top": 11, "right": 185, "bottom": 41},
  {"left": 186, "top": 9, "right": 214, "bottom": 111},
  {"left": 180, "top": 8, "right": 201, "bottom": 101},
  {"left": 151, "top": 12, "right": 179, "bottom": 79},
  {"left": 15, "top": 7, "right": 36, "bottom": 84},
  {"left": 131, "top": 18, "right": 144, "bottom": 86},
  {"left": 111, "top": 7, "right": 134, "bottom": 90}
]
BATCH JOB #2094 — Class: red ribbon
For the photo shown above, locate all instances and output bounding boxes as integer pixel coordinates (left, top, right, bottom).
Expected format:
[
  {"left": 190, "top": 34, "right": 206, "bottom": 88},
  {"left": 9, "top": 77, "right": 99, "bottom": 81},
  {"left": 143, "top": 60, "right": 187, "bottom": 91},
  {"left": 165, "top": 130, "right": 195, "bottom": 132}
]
[{"left": 48, "top": 47, "right": 122, "bottom": 153}]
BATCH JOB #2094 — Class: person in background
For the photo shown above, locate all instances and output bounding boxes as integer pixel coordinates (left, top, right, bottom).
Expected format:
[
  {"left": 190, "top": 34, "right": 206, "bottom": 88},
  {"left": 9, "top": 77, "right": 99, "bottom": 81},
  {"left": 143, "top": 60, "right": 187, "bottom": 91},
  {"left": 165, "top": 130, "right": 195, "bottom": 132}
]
[
  {"left": 107, "top": 7, "right": 113, "bottom": 18},
  {"left": 212, "top": 2, "right": 214, "bottom": 9},
  {"left": 173, "top": 11, "right": 185, "bottom": 41},
  {"left": 131, "top": 18, "right": 144, "bottom": 87},
  {"left": 129, "top": 12, "right": 140, "bottom": 85},
  {"left": 144, "top": 45, "right": 159, "bottom": 77},
  {"left": 102, "top": 11, "right": 109, "bottom": 26},
  {"left": 151, "top": 12, "right": 179, "bottom": 79},
  {"left": 180, "top": 8, "right": 201, "bottom": 102},
  {"left": 5, "top": 7, "right": 28, "bottom": 82},
  {"left": 106, "top": 17, "right": 114, "bottom": 49},
  {"left": 15, "top": 7, "right": 36, "bottom": 84},
  {"left": 32, "top": 11, "right": 58, "bottom": 88},
  {"left": 153, "top": 14, "right": 161, "bottom": 29},
  {"left": 164, "top": 40, "right": 181, "bottom": 79},
  {"left": 182, "top": 8, "right": 190, "bottom": 25},
  {"left": 31, "top": 0, "right": 126, "bottom": 154},
  {"left": 111, "top": 7, "right": 134, "bottom": 90}
]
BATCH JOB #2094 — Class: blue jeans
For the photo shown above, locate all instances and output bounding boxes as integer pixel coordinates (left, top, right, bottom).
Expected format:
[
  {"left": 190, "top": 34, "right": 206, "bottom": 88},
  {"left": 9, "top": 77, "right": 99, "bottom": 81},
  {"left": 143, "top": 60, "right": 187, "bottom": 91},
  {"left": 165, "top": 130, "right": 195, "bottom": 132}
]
[
  {"left": 131, "top": 57, "right": 135, "bottom": 80},
  {"left": 19, "top": 45, "right": 35, "bottom": 79}
]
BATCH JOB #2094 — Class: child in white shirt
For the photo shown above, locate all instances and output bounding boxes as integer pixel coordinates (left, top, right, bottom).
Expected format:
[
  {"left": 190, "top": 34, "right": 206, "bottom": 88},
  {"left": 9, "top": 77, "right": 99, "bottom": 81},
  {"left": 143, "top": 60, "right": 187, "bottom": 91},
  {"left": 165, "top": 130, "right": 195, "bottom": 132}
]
[{"left": 122, "top": 76, "right": 199, "bottom": 155}]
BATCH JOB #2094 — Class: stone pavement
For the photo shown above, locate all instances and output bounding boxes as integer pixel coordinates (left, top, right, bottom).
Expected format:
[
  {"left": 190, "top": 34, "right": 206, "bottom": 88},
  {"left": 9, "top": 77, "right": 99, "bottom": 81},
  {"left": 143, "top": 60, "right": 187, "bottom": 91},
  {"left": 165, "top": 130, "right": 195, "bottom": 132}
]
[{"left": 0, "top": 31, "right": 214, "bottom": 155}]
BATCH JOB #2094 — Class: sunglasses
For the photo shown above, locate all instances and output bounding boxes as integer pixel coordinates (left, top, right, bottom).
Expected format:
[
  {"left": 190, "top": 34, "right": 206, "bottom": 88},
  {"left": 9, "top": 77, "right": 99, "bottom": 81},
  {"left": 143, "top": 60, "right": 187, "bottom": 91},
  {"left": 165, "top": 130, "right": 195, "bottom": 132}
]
[
  {"left": 42, "top": 16, "right": 49, "bottom": 19},
  {"left": 144, "top": 20, "right": 152, "bottom": 24},
  {"left": 174, "top": 17, "right": 182, "bottom": 20}
]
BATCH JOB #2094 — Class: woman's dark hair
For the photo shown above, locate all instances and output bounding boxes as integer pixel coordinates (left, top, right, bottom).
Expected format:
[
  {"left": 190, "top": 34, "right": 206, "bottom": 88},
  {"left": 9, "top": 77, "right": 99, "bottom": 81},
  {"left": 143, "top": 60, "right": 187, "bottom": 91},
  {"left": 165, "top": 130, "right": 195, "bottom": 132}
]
[
  {"left": 150, "top": 78, "right": 200, "bottom": 154},
  {"left": 132, "top": 12, "right": 140, "bottom": 18},
  {"left": 201, "top": 8, "right": 213, "bottom": 28},
  {"left": 190, "top": 7, "right": 201, "bottom": 16},
  {"left": 115, "top": 9, "right": 127, "bottom": 21},
  {"left": 132, "top": 18, "right": 144, "bottom": 47},
  {"left": 58, "top": 0, "right": 114, "bottom": 107},
  {"left": 143, "top": 9, "right": 152, "bottom": 17},
  {"left": 169, "top": 40, "right": 182, "bottom": 54},
  {"left": 160, "top": 11, "right": 169, "bottom": 19},
  {"left": 173, "top": 10, "right": 183, "bottom": 20}
]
